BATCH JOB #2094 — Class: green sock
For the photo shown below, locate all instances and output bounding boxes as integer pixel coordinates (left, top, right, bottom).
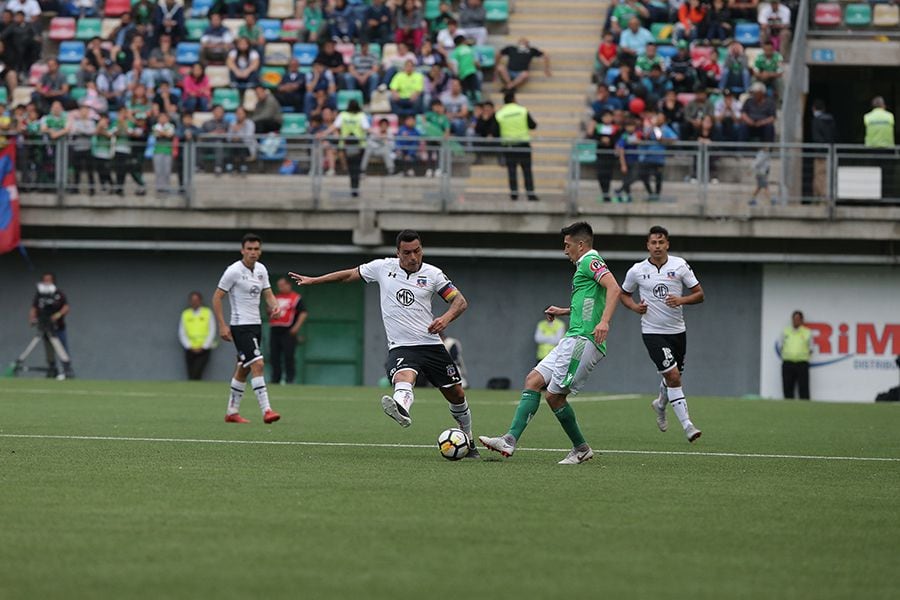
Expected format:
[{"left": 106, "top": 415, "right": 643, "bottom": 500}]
[
  {"left": 507, "top": 389, "right": 541, "bottom": 440},
  {"left": 553, "top": 403, "right": 587, "bottom": 448}
]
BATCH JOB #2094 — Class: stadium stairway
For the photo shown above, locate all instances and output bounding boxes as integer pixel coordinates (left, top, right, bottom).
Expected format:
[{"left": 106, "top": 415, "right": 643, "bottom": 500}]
[{"left": 461, "top": 0, "right": 608, "bottom": 201}]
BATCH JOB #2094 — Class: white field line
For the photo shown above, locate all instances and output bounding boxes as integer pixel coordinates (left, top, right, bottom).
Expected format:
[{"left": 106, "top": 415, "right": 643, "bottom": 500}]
[{"left": 1, "top": 433, "right": 899, "bottom": 463}]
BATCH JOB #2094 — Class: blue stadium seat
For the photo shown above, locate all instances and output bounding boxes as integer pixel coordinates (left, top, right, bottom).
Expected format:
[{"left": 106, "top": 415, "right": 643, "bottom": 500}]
[
  {"left": 656, "top": 45, "right": 677, "bottom": 59},
  {"left": 735, "top": 23, "right": 760, "bottom": 46},
  {"left": 293, "top": 43, "right": 319, "bottom": 66},
  {"left": 259, "top": 19, "right": 282, "bottom": 42},
  {"left": 258, "top": 135, "right": 287, "bottom": 161},
  {"left": 176, "top": 42, "right": 201, "bottom": 65},
  {"left": 604, "top": 67, "right": 620, "bottom": 87},
  {"left": 190, "top": 0, "right": 213, "bottom": 18},
  {"left": 58, "top": 41, "right": 85, "bottom": 64}
]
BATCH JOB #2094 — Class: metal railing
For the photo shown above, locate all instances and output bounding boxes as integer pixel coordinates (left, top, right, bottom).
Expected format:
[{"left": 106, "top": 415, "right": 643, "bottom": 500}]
[{"left": 14, "top": 135, "right": 900, "bottom": 217}]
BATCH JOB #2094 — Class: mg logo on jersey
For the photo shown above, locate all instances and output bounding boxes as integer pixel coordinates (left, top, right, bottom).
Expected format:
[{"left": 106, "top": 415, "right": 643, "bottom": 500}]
[
  {"left": 775, "top": 322, "right": 900, "bottom": 370},
  {"left": 652, "top": 283, "right": 669, "bottom": 299},
  {"left": 249, "top": 285, "right": 260, "bottom": 297},
  {"left": 396, "top": 289, "right": 415, "bottom": 306}
]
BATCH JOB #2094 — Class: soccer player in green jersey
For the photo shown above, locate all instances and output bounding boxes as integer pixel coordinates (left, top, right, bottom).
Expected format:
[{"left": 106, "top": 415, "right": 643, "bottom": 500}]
[{"left": 480, "top": 222, "right": 621, "bottom": 464}]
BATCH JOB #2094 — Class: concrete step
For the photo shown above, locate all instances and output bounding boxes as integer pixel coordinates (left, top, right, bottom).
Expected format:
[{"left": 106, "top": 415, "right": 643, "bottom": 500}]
[{"left": 507, "top": 22, "right": 604, "bottom": 34}]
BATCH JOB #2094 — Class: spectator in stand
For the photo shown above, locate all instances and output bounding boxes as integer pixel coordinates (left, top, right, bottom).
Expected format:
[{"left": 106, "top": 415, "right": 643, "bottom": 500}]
[
  {"left": 2, "top": 11, "right": 41, "bottom": 75},
  {"left": 110, "top": 108, "right": 137, "bottom": 194},
  {"left": 440, "top": 77, "right": 470, "bottom": 137},
  {"left": 497, "top": 38, "right": 550, "bottom": 93},
  {"left": 675, "top": 0, "right": 707, "bottom": 43},
  {"left": 306, "top": 87, "right": 337, "bottom": 120},
  {"left": 325, "top": 0, "right": 357, "bottom": 42},
  {"left": 201, "top": 104, "right": 229, "bottom": 174},
  {"left": 395, "top": 0, "right": 426, "bottom": 52},
  {"left": 219, "top": 0, "right": 242, "bottom": 19},
  {"left": 127, "top": 83, "right": 153, "bottom": 119},
  {"left": 474, "top": 100, "right": 496, "bottom": 139},
  {"left": 238, "top": 12, "right": 265, "bottom": 52},
  {"left": 227, "top": 37, "right": 261, "bottom": 93},
  {"left": 84, "top": 36, "right": 109, "bottom": 72},
  {"left": 91, "top": 114, "right": 114, "bottom": 193},
  {"left": 201, "top": 13, "right": 234, "bottom": 64},
  {"left": 5, "top": 0, "right": 40, "bottom": 24},
  {"left": 110, "top": 13, "right": 137, "bottom": 56},
  {"left": 436, "top": 18, "right": 463, "bottom": 58},
  {"left": 639, "top": 110, "right": 678, "bottom": 200},
  {"left": 667, "top": 40, "right": 696, "bottom": 93},
  {"left": 382, "top": 41, "right": 417, "bottom": 84},
  {"left": 315, "top": 39, "right": 347, "bottom": 85},
  {"left": 695, "top": 114, "right": 722, "bottom": 181},
  {"left": 729, "top": 0, "right": 759, "bottom": 21},
  {"left": 389, "top": 59, "right": 425, "bottom": 116},
  {"left": 96, "top": 60, "right": 127, "bottom": 110},
  {"left": 450, "top": 35, "right": 480, "bottom": 101},
  {"left": 642, "top": 64, "right": 670, "bottom": 108},
  {"left": 596, "top": 31, "right": 617, "bottom": 84},
  {"left": 742, "top": 81, "right": 776, "bottom": 142},
  {"left": 659, "top": 88, "right": 685, "bottom": 137},
  {"left": 81, "top": 81, "right": 108, "bottom": 119},
  {"left": 275, "top": 58, "right": 306, "bottom": 113},
  {"left": 608, "top": 0, "right": 649, "bottom": 36},
  {"left": 458, "top": 0, "right": 488, "bottom": 46},
  {"left": 302, "top": 0, "right": 324, "bottom": 43},
  {"left": 588, "top": 110, "right": 621, "bottom": 202},
  {"left": 636, "top": 42, "right": 664, "bottom": 77},
  {"left": 715, "top": 88, "right": 743, "bottom": 141},
  {"left": 422, "top": 99, "right": 449, "bottom": 176},
  {"left": 430, "top": 1, "right": 455, "bottom": 34},
  {"left": 613, "top": 63, "right": 641, "bottom": 98},
  {"left": 614, "top": 117, "right": 641, "bottom": 202},
  {"left": 361, "top": 117, "right": 396, "bottom": 175},
  {"left": 116, "top": 32, "right": 149, "bottom": 71},
  {"left": 153, "top": 80, "right": 179, "bottom": 117},
  {"left": 126, "top": 58, "right": 154, "bottom": 91},
  {"left": 592, "top": 84, "right": 623, "bottom": 115},
  {"left": 153, "top": 0, "right": 186, "bottom": 46},
  {"left": 132, "top": 0, "right": 155, "bottom": 26},
  {"left": 618, "top": 17, "right": 654, "bottom": 68},
  {"left": 682, "top": 85, "right": 714, "bottom": 141},
  {"left": 175, "top": 112, "right": 200, "bottom": 191},
  {"left": 344, "top": 41, "right": 380, "bottom": 102},
  {"left": 363, "top": 0, "right": 393, "bottom": 45},
  {"left": 810, "top": 99, "right": 836, "bottom": 198},
  {"left": 76, "top": 57, "right": 98, "bottom": 87},
  {"left": 34, "top": 58, "right": 72, "bottom": 113},
  {"left": 152, "top": 111, "right": 176, "bottom": 195},
  {"left": 396, "top": 113, "right": 422, "bottom": 176},
  {"left": 182, "top": 63, "right": 211, "bottom": 112},
  {"left": 303, "top": 61, "right": 336, "bottom": 115},
  {"left": 418, "top": 40, "right": 444, "bottom": 68},
  {"left": 705, "top": 0, "right": 733, "bottom": 43},
  {"left": 752, "top": 40, "right": 784, "bottom": 101},
  {"left": 424, "top": 63, "right": 450, "bottom": 106},
  {"left": 758, "top": 0, "right": 792, "bottom": 57},
  {"left": 251, "top": 85, "right": 282, "bottom": 134},
  {"left": 68, "top": 105, "right": 96, "bottom": 196},
  {"left": 226, "top": 106, "right": 256, "bottom": 174},
  {"left": 719, "top": 41, "right": 751, "bottom": 94}
]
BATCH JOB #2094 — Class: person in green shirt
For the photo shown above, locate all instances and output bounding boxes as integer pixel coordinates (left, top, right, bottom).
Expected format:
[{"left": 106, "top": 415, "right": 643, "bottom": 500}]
[
  {"left": 450, "top": 35, "right": 480, "bottom": 101},
  {"left": 238, "top": 12, "right": 265, "bottom": 52},
  {"left": 751, "top": 40, "right": 783, "bottom": 100},
  {"left": 304, "top": 0, "right": 324, "bottom": 43},
  {"left": 91, "top": 114, "right": 114, "bottom": 194},
  {"left": 424, "top": 99, "right": 450, "bottom": 177},
  {"left": 480, "top": 221, "right": 622, "bottom": 464},
  {"left": 152, "top": 112, "right": 176, "bottom": 195}
]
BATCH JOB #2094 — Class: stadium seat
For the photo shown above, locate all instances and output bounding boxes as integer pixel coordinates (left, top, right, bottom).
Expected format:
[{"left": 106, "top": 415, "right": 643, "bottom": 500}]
[
  {"left": 185, "top": 18, "right": 207, "bottom": 41},
  {"left": 258, "top": 135, "right": 287, "bottom": 161},
  {"left": 574, "top": 141, "right": 597, "bottom": 164},
  {"left": 676, "top": 92, "right": 696, "bottom": 107},
  {"left": 223, "top": 18, "right": 243, "bottom": 38},
  {"left": 75, "top": 18, "right": 102, "bottom": 40},
  {"left": 381, "top": 43, "right": 399, "bottom": 64},
  {"left": 192, "top": 111, "right": 214, "bottom": 127},
  {"left": 59, "top": 63, "right": 80, "bottom": 86},
  {"left": 280, "top": 19, "right": 304, "bottom": 41},
  {"left": 0, "top": 87, "right": 7, "bottom": 105},
  {"left": 70, "top": 87, "right": 87, "bottom": 103},
  {"left": 690, "top": 46, "right": 714, "bottom": 67},
  {"left": 11, "top": 86, "right": 34, "bottom": 108},
  {"left": 484, "top": 0, "right": 510, "bottom": 22},
  {"left": 259, "top": 19, "right": 282, "bottom": 41},
  {"left": 814, "top": 3, "right": 842, "bottom": 27},
  {"left": 243, "top": 89, "right": 259, "bottom": 111},
  {"left": 734, "top": 23, "right": 760, "bottom": 46},
  {"left": 371, "top": 112, "right": 399, "bottom": 134},
  {"left": 744, "top": 47, "right": 763, "bottom": 66},
  {"left": 336, "top": 42, "right": 355, "bottom": 64},
  {"left": 281, "top": 113, "right": 308, "bottom": 136},
  {"left": 363, "top": 42, "right": 381, "bottom": 59},
  {"left": 101, "top": 18, "right": 119, "bottom": 39},
  {"left": 337, "top": 89, "right": 364, "bottom": 110},
  {"left": 845, "top": 4, "right": 872, "bottom": 26},
  {"left": 604, "top": 67, "right": 619, "bottom": 87},
  {"left": 425, "top": 0, "right": 441, "bottom": 20},
  {"left": 268, "top": 0, "right": 294, "bottom": 19},
  {"left": 28, "top": 62, "right": 49, "bottom": 86},
  {"left": 49, "top": 17, "right": 76, "bottom": 41},
  {"left": 293, "top": 43, "right": 319, "bottom": 66},
  {"left": 651, "top": 22, "right": 672, "bottom": 43},
  {"left": 58, "top": 41, "right": 86, "bottom": 64},
  {"left": 265, "top": 43, "right": 292, "bottom": 66},
  {"left": 212, "top": 88, "right": 240, "bottom": 111},
  {"left": 176, "top": 42, "right": 201, "bottom": 65},
  {"left": 104, "top": 0, "right": 131, "bottom": 17},
  {"left": 873, "top": 4, "right": 899, "bottom": 26},
  {"left": 656, "top": 45, "right": 677, "bottom": 59},
  {"left": 206, "top": 65, "right": 230, "bottom": 88},
  {"left": 473, "top": 45, "right": 496, "bottom": 68},
  {"left": 190, "top": 0, "right": 213, "bottom": 18},
  {"left": 260, "top": 66, "right": 285, "bottom": 88}
]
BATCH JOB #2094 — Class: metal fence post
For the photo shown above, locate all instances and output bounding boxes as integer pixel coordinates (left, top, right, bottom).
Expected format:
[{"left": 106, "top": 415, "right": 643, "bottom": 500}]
[
  {"left": 55, "top": 139, "right": 67, "bottom": 205},
  {"left": 698, "top": 143, "right": 708, "bottom": 216},
  {"left": 826, "top": 144, "right": 836, "bottom": 220},
  {"left": 183, "top": 140, "right": 194, "bottom": 208},
  {"left": 439, "top": 137, "right": 450, "bottom": 212},
  {"left": 311, "top": 137, "right": 321, "bottom": 209}
]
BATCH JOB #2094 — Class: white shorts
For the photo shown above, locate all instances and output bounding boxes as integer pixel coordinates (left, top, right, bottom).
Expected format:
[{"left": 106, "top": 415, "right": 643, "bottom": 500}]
[{"left": 534, "top": 336, "right": 605, "bottom": 395}]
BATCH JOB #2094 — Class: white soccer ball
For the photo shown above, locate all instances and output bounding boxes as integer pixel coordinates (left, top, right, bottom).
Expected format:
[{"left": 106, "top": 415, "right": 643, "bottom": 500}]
[{"left": 437, "top": 428, "right": 470, "bottom": 461}]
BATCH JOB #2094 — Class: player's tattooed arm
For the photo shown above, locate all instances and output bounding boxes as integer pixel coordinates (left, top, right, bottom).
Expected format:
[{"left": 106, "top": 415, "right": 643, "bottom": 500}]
[{"left": 428, "top": 291, "right": 468, "bottom": 334}]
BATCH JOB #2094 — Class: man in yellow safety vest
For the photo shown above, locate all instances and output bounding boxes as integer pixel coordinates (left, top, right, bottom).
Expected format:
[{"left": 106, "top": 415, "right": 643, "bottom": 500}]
[
  {"left": 494, "top": 90, "right": 538, "bottom": 201},
  {"left": 179, "top": 291, "right": 217, "bottom": 380},
  {"left": 534, "top": 314, "right": 566, "bottom": 360},
  {"left": 781, "top": 310, "right": 812, "bottom": 400}
]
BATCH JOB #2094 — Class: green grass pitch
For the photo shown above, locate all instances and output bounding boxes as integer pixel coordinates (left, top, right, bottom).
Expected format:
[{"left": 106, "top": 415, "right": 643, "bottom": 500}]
[{"left": 1, "top": 379, "right": 899, "bottom": 599}]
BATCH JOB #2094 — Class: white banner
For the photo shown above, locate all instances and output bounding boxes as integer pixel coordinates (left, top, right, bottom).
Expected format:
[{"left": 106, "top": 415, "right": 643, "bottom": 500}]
[{"left": 760, "top": 265, "right": 900, "bottom": 402}]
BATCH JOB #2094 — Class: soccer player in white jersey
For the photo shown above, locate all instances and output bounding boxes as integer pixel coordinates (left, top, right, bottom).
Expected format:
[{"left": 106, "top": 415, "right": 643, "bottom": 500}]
[
  {"left": 212, "top": 233, "right": 283, "bottom": 425},
  {"left": 289, "top": 230, "right": 480, "bottom": 458},
  {"left": 620, "top": 226, "right": 705, "bottom": 442}
]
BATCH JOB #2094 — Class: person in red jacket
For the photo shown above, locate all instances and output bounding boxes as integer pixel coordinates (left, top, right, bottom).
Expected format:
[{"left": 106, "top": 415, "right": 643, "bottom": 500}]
[
  {"left": 269, "top": 276, "right": 308, "bottom": 384},
  {"left": 675, "top": 0, "right": 708, "bottom": 43}
]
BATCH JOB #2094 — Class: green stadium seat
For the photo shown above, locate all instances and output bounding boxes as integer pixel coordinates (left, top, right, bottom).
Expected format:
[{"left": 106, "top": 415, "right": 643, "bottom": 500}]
[
  {"left": 650, "top": 22, "right": 672, "bottom": 43},
  {"left": 359, "top": 42, "right": 381, "bottom": 60},
  {"left": 337, "top": 89, "right": 364, "bottom": 110},
  {"left": 473, "top": 45, "right": 496, "bottom": 68},
  {"left": 185, "top": 18, "right": 207, "bottom": 41},
  {"left": 484, "top": 0, "right": 509, "bottom": 22},
  {"left": 75, "top": 18, "right": 102, "bottom": 40},
  {"left": 281, "top": 113, "right": 308, "bottom": 136},
  {"left": 59, "top": 63, "right": 80, "bottom": 86},
  {"left": 574, "top": 141, "right": 597, "bottom": 164},
  {"left": 70, "top": 87, "right": 87, "bottom": 103},
  {"left": 844, "top": 4, "right": 872, "bottom": 26},
  {"left": 425, "top": 0, "right": 441, "bottom": 20},
  {"left": 0, "top": 87, "right": 7, "bottom": 105},
  {"left": 212, "top": 88, "right": 240, "bottom": 111},
  {"left": 260, "top": 66, "right": 286, "bottom": 88},
  {"left": 873, "top": 4, "right": 899, "bottom": 26}
]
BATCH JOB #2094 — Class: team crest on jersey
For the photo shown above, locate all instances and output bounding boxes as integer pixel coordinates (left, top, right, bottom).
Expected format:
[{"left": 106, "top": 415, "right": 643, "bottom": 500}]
[
  {"left": 446, "top": 364, "right": 457, "bottom": 377},
  {"left": 416, "top": 276, "right": 428, "bottom": 288},
  {"left": 666, "top": 271, "right": 676, "bottom": 279}
]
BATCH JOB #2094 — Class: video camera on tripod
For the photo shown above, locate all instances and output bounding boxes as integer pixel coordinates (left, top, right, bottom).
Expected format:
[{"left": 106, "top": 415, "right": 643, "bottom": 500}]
[{"left": 10, "top": 282, "right": 74, "bottom": 379}]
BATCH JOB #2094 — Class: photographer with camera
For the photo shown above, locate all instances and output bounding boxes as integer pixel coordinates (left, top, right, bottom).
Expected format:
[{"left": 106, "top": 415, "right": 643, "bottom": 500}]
[{"left": 28, "top": 272, "right": 75, "bottom": 380}]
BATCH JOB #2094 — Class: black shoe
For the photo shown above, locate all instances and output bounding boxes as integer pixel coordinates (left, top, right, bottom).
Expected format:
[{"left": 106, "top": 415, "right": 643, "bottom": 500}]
[
  {"left": 463, "top": 445, "right": 482, "bottom": 459},
  {"left": 46, "top": 367, "right": 58, "bottom": 379},
  {"left": 510, "top": 194, "right": 519, "bottom": 201},
  {"left": 528, "top": 194, "right": 539, "bottom": 201}
]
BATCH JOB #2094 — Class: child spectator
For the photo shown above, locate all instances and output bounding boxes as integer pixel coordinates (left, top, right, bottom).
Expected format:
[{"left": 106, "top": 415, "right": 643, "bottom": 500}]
[
  {"left": 68, "top": 105, "right": 97, "bottom": 196},
  {"left": 91, "top": 114, "right": 114, "bottom": 194},
  {"left": 152, "top": 111, "right": 176, "bottom": 194},
  {"left": 659, "top": 89, "right": 685, "bottom": 137},
  {"left": 596, "top": 31, "right": 617, "bottom": 84},
  {"left": 182, "top": 63, "right": 211, "bottom": 112},
  {"left": 450, "top": 35, "right": 480, "bottom": 101},
  {"left": 396, "top": 114, "right": 421, "bottom": 176},
  {"left": 614, "top": 118, "right": 642, "bottom": 202},
  {"left": 81, "top": 81, "right": 109, "bottom": 119},
  {"left": 227, "top": 37, "right": 261, "bottom": 93},
  {"left": 227, "top": 106, "right": 256, "bottom": 175},
  {"left": 424, "top": 99, "right": 450, "bottom": 177},
  {"left": 113, "top": 108, "right": 145, "bottom": 196},
  {"left": 361, "top": 117, "right": 396, "bottom": 175},
  {"left": 127, "top": 83, "right": 153, "bottom": 120}
]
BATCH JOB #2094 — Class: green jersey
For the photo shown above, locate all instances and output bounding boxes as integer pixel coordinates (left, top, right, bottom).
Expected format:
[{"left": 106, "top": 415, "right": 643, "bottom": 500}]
[
  {"left": 567, "top": 249, "right": 611, "bottom": 353},
  {"left": 754, "top": 52, "right": 783, "bottom": 74},
  {"left": 451, "top": 44, "right": 477, "bottom": 79},
  {"left": 635, "top": 54, "right": 664, "bottom": 74},
  {"left": 424, "top": 111, "right": 450, "bottom": 137}
]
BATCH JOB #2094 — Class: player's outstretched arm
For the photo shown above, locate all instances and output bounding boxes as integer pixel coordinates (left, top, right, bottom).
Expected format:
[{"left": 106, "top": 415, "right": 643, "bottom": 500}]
[
  {"left": 666, "top": 283, "right": 705, "bottom": 308},
  {"left": 594, "top": 272, "right": 622, "bottom": 345},
  {"left": 212, "top": 288, "right": 232, "bottom": 342},
  {"left": 619, "top": 290, "right": 648, "bottom": 314},
  {"left": 428, "top": 291, "right": 468, "bottom": 334},
  {"left": 289, "top": 268, "right": 362, "bottom": 286}
]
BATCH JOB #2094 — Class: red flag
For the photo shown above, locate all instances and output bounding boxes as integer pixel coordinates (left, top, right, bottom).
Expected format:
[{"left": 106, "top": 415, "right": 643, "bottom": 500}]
[{"left": 0, "top": 142, "right": 19, "bottom": 254}]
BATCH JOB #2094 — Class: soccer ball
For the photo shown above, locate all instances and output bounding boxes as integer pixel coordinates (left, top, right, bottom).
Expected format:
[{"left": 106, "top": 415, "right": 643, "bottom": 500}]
[{"left": 437, "top": 428, "right": 470, "bottom": 461}]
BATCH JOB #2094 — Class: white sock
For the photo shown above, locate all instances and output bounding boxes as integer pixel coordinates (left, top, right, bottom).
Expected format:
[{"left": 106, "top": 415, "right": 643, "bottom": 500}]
[
  {"left": 227, "top": 378, "right": 245, "bottom": 415},
  {"left": 667, "top": 386, "right": 692, "bottom": 429},
  {"left": 251, "top": 376, "right": 271, "bottom": 413},
  {"left": 393, "top": 381, "right": 414, "bottom": 413},
  {"left": 448, "top": 398, "right": 472, "bottom": 437},
  {"left": 657, "top": 379, "right": 668, "bottom": 407}
]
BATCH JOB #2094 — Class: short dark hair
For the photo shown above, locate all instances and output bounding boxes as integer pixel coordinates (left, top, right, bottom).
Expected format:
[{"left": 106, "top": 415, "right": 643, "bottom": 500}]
[
  {"left": 42, "top": 271, "right": 56, "bottom": 282},
  {"left": 453, "top": 34, "right": 466, "bottom": 45},
  {"left": 242, "top": 233, "right": 262, "bottom": 246},
  {"left": 396, "top": 229, "right": 421, "bottom": 248},
  {"left": 189, "top": 290, "right": 202, "bottom": 300},
  {"left": 648, "top": 225, "right": 669, "bottom": 239},
  {"left": 812, "top": 99, "right": 825, "bottom": 112},
  {"left": 792, "top": 310, "right": 804, "bottom": 320},
  {"left": 560, "top": 222, "right": 593, "bottom": 245},
  {"left": 503, "top": 90, "right": 516, "bottom": 104}
]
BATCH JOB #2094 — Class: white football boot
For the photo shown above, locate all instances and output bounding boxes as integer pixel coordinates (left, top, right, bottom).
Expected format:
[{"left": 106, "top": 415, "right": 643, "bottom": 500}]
[
  {"left": 684, "top": 423, "right": 702, "bottom": 443},
  {"left": 381, "top": 395, "right": 412, "bottom": 428},
  {"left": 651, "top": 398, "right": 668, "bottom": 432},
  {"left": 558, "top": 446, "right": 595, "bottom": 465},
  {"left": 478, "top": 435, "right": 516, "bottom": 458}
]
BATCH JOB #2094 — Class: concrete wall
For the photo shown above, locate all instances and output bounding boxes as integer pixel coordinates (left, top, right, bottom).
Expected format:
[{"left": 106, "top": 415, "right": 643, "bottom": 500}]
[{"left": 0, "top": 249, "right": 762, "bottom": 397}]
